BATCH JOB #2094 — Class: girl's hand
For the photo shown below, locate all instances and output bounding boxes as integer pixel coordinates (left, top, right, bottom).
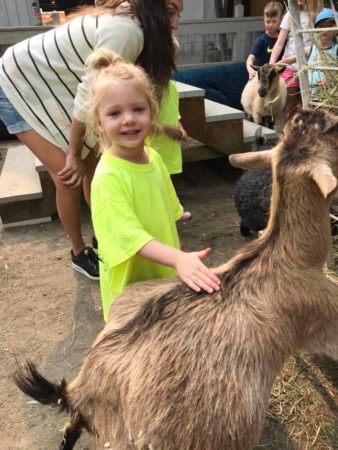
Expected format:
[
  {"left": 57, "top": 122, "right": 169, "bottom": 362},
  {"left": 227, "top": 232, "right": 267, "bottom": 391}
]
[
  {"left": 174, "top": 248, "right": 221, "bottom": 294},
  {"left": 162, "top": 125, "right": 187, "bottom": 141},
  {"left": 57, "top": 152, "right": 84, "bottom": 188},
  {"left": 317, "top": 78, "right": 328, "bottom": 90},
  {"left": 178, "top": 122, "right": 188, "bottom": 141}
]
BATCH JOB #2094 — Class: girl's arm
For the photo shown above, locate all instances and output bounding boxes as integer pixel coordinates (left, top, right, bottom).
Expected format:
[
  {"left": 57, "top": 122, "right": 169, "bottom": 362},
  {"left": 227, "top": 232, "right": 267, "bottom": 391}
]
[
  {"left": 269, "top": 28, "right": 289, "bottom": 64},
  {"left": 57, "top": 118, "right": 86, "bottom": 188},
  {"left": 277, "top": 46, "right": 310, "bottom": 66},
  {"left": 138, "top": 239, "right": 221, "bottom": 294},
  {"left": 246, "top": 54, "right": 256, "bottom": 80},
  {"left": 278, "top": 54, "right": 296, "bottom": 65}
]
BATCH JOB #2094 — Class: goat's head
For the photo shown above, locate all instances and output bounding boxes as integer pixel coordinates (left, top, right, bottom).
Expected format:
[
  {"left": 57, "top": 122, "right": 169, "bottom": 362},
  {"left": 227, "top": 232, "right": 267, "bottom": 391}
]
[
  {"left": 230, "top": 109, "right": 338, "bottom": 199},
  {"left": 251, "top": 64, "right": 285, "bottom": 98}
]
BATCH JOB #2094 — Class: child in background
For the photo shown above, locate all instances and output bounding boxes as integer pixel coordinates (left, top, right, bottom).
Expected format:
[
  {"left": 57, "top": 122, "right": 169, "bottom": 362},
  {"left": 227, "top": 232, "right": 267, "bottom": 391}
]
[
  {"left": 279, "top": 8, "right": 338, "bottom": 100},
  {"left": 246, "top": 1, "right": 284, "bottom": 80},
  {"left": 148, "top": 38, "right": 191, "bottom": 220},
  {"left": 148, "top": 80, "right": 187, "bottom": 179},
  {"left": 269, "top": 0, "right": 311, "bottom": 118},
  {"left": 87, "top": 49, "right": 220, "bottom": 320}
]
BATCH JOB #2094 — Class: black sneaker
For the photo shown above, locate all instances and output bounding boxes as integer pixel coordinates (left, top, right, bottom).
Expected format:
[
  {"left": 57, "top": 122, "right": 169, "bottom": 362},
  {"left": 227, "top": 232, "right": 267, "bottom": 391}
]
[
  {"left": 71, "top": 247, "right": 99, "bottom": 280},
  {"left": 92, "top": 236, "right": 98, "bottom": 253}
]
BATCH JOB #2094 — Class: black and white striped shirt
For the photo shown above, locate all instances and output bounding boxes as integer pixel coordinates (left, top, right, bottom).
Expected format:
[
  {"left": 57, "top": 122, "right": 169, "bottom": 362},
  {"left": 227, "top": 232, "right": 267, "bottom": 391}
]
[{"left": 0, "top": 14, "right": 143, "bottom": 157}]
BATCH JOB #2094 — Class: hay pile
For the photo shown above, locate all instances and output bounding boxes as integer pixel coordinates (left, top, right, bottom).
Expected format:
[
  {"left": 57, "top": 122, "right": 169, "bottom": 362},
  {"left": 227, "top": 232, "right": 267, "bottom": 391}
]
[{"left": 263, "top": 354, "right": 338, "bottom": 449}]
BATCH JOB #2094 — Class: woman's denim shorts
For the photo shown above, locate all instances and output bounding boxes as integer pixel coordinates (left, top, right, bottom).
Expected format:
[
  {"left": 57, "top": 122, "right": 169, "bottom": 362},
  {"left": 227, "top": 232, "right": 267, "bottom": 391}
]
[{"left": 0, "top": 87, "right": 32, "bottom": 134}]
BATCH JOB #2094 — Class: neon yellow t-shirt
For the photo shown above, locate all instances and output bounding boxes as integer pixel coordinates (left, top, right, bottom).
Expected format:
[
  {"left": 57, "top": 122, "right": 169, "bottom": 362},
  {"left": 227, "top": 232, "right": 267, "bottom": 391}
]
[
  {"left": 91, "top": 147, "right": 183, "bottom": 320},
  {"left": 147, "top": 80, "right": 182, "bottom": 175}
]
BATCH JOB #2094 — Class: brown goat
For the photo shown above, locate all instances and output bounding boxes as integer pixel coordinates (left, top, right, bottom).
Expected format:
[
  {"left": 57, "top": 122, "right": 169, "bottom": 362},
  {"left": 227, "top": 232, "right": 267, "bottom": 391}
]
[{"left": 15, "top": 109, "right": 338, "bottom": 450}]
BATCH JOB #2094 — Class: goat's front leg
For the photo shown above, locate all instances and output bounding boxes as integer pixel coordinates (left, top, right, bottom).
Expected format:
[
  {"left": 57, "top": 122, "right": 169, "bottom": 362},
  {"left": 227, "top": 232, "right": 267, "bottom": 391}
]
[
  {"left": 60, "top": 413, "right": 83, "bottom": 450},
  {"left": 305, "top": 311, "right": 338, "bottom": 361},
  {"left": 266, "top": 116, "right": 274, "bottom": 129},
  {"left": 253, "top": 113, "right": 262, "bottom": 125}
]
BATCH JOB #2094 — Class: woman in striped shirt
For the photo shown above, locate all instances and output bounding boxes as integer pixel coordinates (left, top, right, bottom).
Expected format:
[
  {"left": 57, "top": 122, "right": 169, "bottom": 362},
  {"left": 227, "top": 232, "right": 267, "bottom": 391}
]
[{"left": 0, "top": 0, "right": 182, "bottom": 280}]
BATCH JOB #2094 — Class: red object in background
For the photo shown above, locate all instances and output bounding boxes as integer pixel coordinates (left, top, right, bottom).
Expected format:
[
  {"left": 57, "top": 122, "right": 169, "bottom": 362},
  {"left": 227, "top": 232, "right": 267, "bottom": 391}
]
[{"left": 41, "top": 10, "right": 66, "bottom": 24}]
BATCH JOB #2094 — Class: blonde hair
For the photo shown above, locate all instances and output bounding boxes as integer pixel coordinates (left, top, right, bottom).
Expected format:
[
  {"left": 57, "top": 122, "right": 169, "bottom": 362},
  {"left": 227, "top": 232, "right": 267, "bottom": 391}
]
[
  {"left": 85, "top": 49, "right": 158, "bottom": 153},
  {"left": 306, "top": 0, "right": 323, "bottom": 14},
  {"left": 264, "top": 1, "right": 283, "bottom": 17}
]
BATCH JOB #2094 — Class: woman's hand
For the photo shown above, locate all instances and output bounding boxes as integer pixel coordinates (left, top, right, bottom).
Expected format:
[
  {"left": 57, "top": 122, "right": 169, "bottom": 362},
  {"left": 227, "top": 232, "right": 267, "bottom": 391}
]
[
  {"left": 57, "top": 152, "right": 84, "bottom": 188},
  {"left": 174, "top": 248, "right": 221, "bottom": 294},
  {"left": 58, "top": 118, "right": 86, "bottom": 187}
]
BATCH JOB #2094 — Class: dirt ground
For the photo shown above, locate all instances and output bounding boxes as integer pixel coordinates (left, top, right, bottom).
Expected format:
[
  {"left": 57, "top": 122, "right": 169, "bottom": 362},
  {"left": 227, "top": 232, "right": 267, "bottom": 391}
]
[{"left": 0, "top": 157, "right": 337, "bottom": 449}]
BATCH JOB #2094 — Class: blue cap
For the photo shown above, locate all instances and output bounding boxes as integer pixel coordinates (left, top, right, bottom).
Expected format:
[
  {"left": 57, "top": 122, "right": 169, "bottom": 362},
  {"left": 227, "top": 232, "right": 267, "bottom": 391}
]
[{"left": 315, "top": 8, "right": 337, "bottom": 26}]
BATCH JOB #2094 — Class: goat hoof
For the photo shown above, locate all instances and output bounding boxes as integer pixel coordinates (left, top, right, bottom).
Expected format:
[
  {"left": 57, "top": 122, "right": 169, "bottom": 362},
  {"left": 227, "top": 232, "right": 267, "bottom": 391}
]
[{"left": 59, "top": 437, "right": 70, "bottom": 450}]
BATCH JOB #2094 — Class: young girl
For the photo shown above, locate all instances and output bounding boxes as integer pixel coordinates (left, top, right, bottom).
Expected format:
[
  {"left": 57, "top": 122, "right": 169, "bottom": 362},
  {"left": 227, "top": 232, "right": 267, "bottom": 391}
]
[
  {"left": 0, "top": 0, "right": 181, "bottom": 280},
  {"left": 269, "top": 0, "right": 311, "bottom": 118},
  {"left": 87, "top": 49, "right": 221, "bottom": 320},
  {"left": 279, "top": 8, "right": 338, "bottom": 101}
]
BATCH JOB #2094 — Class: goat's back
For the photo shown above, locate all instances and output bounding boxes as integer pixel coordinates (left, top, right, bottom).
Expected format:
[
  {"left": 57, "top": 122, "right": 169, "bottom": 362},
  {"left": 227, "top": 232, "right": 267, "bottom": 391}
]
[{"left": 68, "top": 274, "right": 295, "bottom": 450}]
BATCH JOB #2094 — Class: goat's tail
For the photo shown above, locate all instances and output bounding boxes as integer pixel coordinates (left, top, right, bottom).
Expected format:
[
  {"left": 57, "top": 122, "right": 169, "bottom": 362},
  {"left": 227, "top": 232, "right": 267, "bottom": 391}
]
[{"left": 14, "top": 361, "right": 69, "bottom": 412}]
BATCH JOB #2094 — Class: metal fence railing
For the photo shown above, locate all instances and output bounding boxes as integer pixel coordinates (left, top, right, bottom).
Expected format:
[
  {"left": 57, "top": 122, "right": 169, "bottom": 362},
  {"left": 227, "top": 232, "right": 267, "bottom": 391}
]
[
  {"left": 174, "top": 17, "right": 264, "bottom": 66},
  {"left": 0, "top": 17, "right": 265, "bottom": 65}
]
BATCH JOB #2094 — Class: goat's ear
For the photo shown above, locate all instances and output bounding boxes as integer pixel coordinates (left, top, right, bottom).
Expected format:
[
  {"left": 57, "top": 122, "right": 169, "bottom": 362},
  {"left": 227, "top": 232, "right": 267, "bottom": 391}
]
[
  {"left": 318, "top": 113, "right": 338, "bottom": 134},
  {"left": 274, "top": 63, "right": 287, "bottom": 74},
  {"left": 250, "top": 65, "right": 259, "bottom": 71},
  {"left": 311, "top": 163, "right": 337, "bottom": 199},
  {"left": 229, "top": 148, "right": 274, "bottom": 170}
]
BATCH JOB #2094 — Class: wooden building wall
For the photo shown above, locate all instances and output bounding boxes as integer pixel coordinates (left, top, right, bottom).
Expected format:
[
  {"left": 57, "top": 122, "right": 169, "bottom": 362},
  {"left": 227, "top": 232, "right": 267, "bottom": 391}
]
[{"left": 0, "top": 0, "right": 35, "bottom": 27}]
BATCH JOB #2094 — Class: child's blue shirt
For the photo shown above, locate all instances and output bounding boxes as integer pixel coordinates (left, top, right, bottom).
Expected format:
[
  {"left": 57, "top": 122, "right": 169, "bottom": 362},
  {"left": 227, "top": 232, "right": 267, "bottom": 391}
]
[
  {"left": 307, "top": 43, "right": 338, "bottom": 94},
  {"left": 250, "top": 33, "right": 283, "bottom": 66}
]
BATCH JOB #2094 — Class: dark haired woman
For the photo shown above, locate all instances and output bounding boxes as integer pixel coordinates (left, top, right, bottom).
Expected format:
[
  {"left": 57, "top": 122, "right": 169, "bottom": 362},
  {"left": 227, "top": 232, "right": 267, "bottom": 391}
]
[{"left": 0, "top": 0, "right": 183, "bottom": 279}]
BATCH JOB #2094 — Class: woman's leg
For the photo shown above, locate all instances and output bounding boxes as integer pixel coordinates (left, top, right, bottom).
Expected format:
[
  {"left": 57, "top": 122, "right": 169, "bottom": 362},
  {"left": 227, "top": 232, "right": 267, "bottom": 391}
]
[
  {"left": 16, "top": 129, "right": 86, "bottom": 255},
  {"left": 82, "top": 149, "right": 99, "bottom": 208},
  {"left": 16, "top": 129, "right": 99, "bottom": 279}
]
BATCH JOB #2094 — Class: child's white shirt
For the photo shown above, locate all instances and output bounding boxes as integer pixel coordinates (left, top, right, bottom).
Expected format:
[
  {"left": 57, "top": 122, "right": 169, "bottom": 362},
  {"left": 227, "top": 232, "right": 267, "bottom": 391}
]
[{"left": 281, "top": 11, "right": 311, "bottom": 70}]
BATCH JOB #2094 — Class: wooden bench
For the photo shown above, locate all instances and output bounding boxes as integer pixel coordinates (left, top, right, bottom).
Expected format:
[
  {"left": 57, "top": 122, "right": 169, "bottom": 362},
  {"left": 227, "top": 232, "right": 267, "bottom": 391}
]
[
  {"left": 243, "top": 119, "right": 278, "bottom": 143},
  {"left": 0, "top": 145, "right": 55, "bottom": 228},
  {"left": 175, "top": 81, "right": 278, "bottom": 156}
]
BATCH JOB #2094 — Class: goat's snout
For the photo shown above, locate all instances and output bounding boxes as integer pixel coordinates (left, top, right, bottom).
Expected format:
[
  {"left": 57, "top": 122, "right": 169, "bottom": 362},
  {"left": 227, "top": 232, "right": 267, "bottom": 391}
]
[{"left": 258, "top": 88, "right": 267, "bottom": 98}]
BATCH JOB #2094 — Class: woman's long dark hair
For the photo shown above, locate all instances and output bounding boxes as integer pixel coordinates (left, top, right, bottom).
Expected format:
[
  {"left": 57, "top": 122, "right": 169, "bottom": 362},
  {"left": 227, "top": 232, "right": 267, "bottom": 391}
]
[{"left": 132, "top": 0, "right": 176, "bottom": 92}]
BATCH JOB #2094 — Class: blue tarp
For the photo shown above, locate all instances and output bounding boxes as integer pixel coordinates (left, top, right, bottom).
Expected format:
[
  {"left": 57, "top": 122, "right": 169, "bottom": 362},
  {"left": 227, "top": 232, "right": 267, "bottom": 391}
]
[{"left": 173, "top": 62, "right": 248, "bottom": 111}]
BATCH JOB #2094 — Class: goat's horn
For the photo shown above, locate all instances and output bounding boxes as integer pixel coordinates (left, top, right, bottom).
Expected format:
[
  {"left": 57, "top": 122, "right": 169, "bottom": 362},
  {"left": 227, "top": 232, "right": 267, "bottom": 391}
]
[{"left": 229, "top": 148, "right": 275, "bottom": 170}]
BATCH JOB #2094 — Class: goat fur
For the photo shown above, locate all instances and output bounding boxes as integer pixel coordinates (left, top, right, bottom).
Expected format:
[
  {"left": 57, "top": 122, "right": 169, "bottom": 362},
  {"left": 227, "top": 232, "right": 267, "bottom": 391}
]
[{"left": 15, "top": 109, "right": 338, "bottom": 450}]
